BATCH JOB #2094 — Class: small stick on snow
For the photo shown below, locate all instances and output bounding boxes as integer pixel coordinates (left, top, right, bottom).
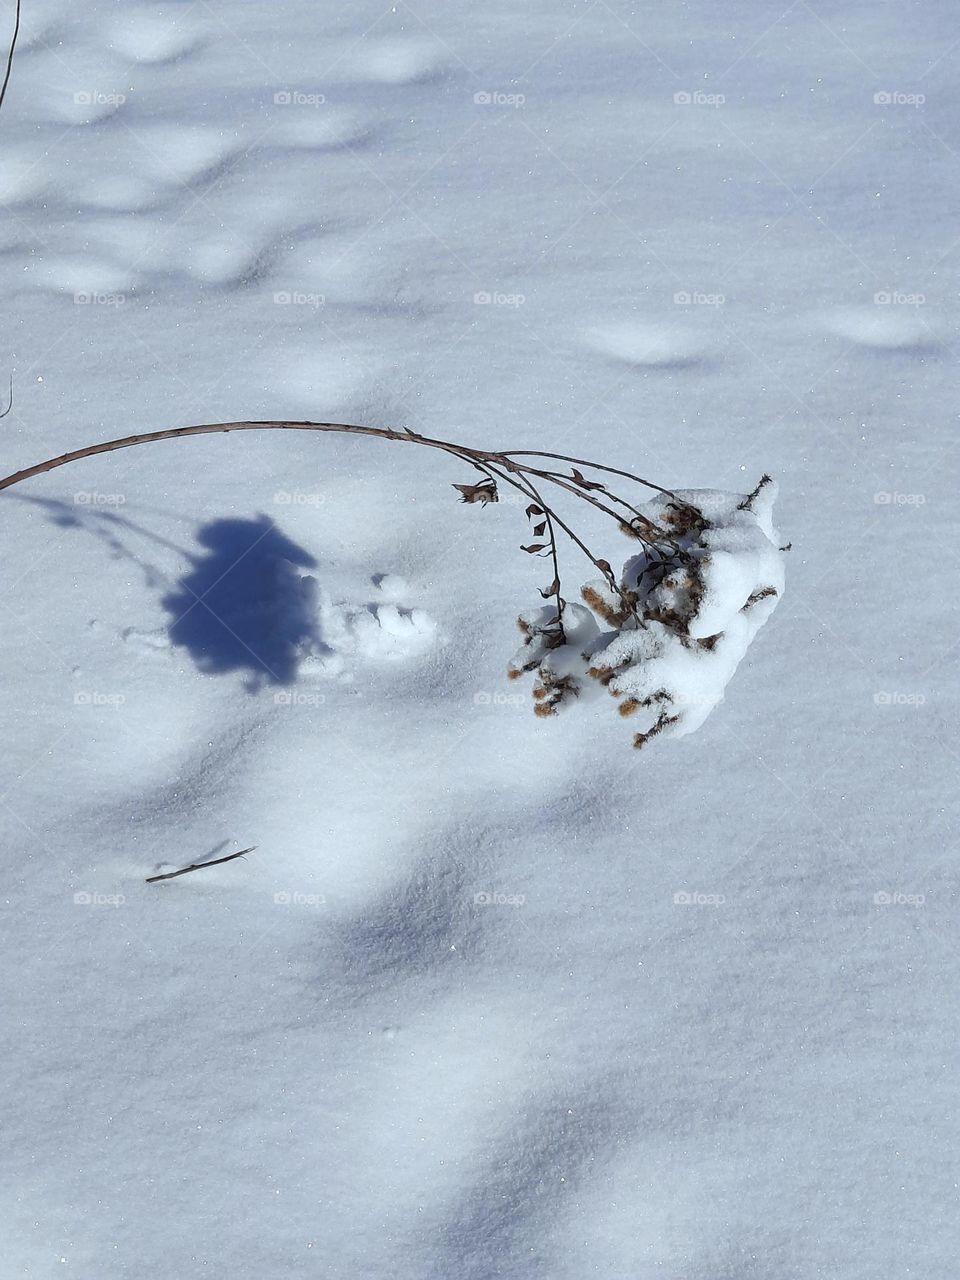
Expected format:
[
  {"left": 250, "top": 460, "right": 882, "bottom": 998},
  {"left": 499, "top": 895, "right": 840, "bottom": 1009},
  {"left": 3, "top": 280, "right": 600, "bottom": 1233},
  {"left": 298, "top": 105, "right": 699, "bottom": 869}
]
[{"left": 145, "top": 846, "right": 257, "bottom": 884}]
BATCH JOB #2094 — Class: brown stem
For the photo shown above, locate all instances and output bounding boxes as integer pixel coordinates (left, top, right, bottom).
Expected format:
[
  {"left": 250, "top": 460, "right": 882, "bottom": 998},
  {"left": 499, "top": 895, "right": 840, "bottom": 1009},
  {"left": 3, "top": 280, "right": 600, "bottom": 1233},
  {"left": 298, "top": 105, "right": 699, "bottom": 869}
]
[
  {"left": 0, "top": 420, "right": 681, "bottom": 613},
  {"left": 0, "top": 420, "right": 416, "bottom": 491},
  {"left": 497, "top": 450, "right": 680, "bottom": 500},
  {"left": 517, "top": 462, "right": 683, "bottom": 556},
  {"left": 145, "top": 846, "right": 257, "bottom": 884},
  {"left": 501, "top": 457, "right": 668, "bottom": 553},
  {"left": 507, "top": 471, "right": 566, "bottom": 640},
  {"left": 443, "top": 449, "right": 570, "bottom": 640},
  {"left": 409, "top": 431, "right": 670, "bottom": 564},
  {"left": 501, "top": 463, "right": 620, "bottom": 590},
  {"left": 536, "top": 468, "right": 670, "bottom": 542}
]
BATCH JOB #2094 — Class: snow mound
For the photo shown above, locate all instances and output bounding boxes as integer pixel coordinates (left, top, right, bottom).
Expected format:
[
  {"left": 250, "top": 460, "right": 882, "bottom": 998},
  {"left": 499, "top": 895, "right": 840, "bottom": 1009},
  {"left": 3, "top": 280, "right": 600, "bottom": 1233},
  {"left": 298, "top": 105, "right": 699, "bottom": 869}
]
[
  {"left": 311, "top": 578, "right": 439, "bottom": 671},
  {"left": 584, "top": 320, "right": 707, "bottom": 368},
  {"left": 508, "top": 479, "right": 785, "bottom": 747}
]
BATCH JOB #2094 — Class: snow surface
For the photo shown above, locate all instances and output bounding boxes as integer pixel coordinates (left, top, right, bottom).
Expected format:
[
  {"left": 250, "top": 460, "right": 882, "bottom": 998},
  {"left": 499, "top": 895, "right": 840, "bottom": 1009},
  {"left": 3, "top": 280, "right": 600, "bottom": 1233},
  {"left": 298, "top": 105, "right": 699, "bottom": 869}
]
[{"left": 1, "top": 1, "right": 958, "bottom": 1277}]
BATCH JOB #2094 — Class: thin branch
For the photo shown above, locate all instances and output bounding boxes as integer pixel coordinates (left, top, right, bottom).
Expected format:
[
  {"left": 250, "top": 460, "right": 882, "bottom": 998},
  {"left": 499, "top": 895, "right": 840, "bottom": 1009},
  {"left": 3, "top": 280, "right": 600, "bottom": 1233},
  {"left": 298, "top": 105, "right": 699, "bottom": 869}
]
[
  {"left": 515, "top": 472, "right": 617, "bottom": 588},
  {"left": 738, "top": 472, "right": 772, "bottom": 511},
  {"left": 504, "top": 459, "right": 683, "bottom": 556},
  {"left": 474, "top": 449, "right": 621, "bottom": 591},
  {"left": 0, "top": 417, "right": 687, "bottom": 610},
  {"left": 497, "top": 449, "right": 680, "bottom": 500},
  {"left": 0, "top": 420, "right": 411, "bottom": 491},
  {"left": 0, "top": 416, "right": 691, "bottom": 633},
  {"left": 536, "top": 467, "right": 669, "bottom": 541},
  {"left": 495, "top": 465, "right": 567, "bottom": 641},
  {"left": 0, "top": 374, "right": 11, "bottom": 419},
  {"left": 0, "top": 415, "right": 779, "bottom": 752},
  {"left": 0, "top": 0, "right": 21, "bottom": 117},
  {"left": 446, "top": 448, "right": 571, "bottom": 622},
  {"left": 145, "top": 845, "right": 257, "bottom": 884}
]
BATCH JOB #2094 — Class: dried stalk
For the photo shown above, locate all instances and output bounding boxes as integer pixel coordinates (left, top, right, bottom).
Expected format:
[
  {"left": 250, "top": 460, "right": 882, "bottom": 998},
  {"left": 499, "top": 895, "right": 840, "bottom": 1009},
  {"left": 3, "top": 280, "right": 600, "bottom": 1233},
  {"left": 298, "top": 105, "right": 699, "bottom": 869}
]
[
  {"left": 0, "top": 418, "right": 692, "bottom": 639},
  {"left": 145, "top": 846, "right": 257, "bottom": 884}
]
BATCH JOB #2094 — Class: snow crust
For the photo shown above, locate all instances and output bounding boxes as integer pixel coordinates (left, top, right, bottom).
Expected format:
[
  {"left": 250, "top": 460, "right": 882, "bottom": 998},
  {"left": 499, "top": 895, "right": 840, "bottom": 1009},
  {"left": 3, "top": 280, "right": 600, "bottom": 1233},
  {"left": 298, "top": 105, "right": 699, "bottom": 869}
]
[{"left": 0, "top": 2, "right": 953, "bottom": 1278}]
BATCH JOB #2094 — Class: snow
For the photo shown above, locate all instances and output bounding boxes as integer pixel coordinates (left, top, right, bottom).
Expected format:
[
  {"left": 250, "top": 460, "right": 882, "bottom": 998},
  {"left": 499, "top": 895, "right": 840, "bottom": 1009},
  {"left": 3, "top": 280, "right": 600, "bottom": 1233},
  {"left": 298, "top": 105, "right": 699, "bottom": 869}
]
[
  {"left": 509, "top": 482, "right": 786, "bottom": 743},
  {"left": 1, "top": 1, "right": 958, "bottom": 1277}
]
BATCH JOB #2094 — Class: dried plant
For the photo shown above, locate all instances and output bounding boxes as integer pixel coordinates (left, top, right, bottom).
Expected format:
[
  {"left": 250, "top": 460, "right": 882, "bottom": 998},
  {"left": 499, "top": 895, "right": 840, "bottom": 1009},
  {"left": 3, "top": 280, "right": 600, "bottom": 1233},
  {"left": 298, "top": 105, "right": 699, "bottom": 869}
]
[
  {"left": 0, "top": 419, "right": 786, "bottom": 747},
  {"left": 145, "top": 846, "right": 257, "bottom": 884}
]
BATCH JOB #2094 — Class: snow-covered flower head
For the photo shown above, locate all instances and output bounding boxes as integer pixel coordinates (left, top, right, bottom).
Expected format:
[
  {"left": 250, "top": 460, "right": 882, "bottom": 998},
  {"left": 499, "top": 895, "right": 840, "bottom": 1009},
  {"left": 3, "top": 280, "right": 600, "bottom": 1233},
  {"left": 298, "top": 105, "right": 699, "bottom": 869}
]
[{"left": 508, "top": 478, "right": 785, "bottom": 747}]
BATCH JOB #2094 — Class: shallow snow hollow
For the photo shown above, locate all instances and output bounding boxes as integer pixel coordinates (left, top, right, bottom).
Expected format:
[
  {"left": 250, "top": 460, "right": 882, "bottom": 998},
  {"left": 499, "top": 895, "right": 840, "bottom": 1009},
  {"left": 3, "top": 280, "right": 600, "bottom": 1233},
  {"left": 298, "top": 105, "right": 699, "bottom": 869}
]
[{"left": 508, "top": 479, "right": 786, "bottom": 747}]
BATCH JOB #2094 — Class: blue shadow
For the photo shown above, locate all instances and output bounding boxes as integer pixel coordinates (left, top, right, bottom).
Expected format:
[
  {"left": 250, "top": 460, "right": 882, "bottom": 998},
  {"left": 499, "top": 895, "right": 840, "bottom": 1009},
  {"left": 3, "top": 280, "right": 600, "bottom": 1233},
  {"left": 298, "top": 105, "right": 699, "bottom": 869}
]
[{"left": 162, "top": 515, "right": 322, "bottom": 688}]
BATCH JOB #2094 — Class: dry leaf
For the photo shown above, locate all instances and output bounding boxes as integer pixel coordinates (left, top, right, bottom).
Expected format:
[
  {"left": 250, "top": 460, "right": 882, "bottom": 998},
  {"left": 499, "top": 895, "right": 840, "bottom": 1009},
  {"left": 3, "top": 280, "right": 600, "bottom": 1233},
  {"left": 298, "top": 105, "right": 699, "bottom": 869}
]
[
  {"left": 453, "top": 480, "right": 498, "bottom": 505},
  {"left": 571, "top": 467, "right": 604, "bottom": 491}
]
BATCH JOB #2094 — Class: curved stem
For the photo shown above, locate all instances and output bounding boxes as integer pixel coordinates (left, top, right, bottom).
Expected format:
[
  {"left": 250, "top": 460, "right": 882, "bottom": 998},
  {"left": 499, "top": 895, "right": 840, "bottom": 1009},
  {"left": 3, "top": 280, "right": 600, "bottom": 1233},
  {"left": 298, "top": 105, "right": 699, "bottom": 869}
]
[
  {"left": 504, "top": 459, "right": 681, "bottom": 556},
  {"left": 500, "top": 469, "right": 566, "bottom": 636},
  {"left": 536, "top": 468, "right": 669, "bottom": 540},
  {"left": 0, "top": 421, "right": 681, "bottom": 606},
  {"left": 0, "top": 420, "right": 416, "bottom": 492},
  {"left": 497, "top": 449, "right": 680, "bottom": 500}
]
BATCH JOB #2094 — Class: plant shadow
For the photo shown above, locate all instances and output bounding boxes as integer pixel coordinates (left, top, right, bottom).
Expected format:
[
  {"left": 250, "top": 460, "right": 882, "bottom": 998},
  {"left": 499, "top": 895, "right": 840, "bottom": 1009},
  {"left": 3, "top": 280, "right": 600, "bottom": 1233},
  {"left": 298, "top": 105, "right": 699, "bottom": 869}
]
[{"left": 162, "top": 514, "right": 326, "bottom": 689}]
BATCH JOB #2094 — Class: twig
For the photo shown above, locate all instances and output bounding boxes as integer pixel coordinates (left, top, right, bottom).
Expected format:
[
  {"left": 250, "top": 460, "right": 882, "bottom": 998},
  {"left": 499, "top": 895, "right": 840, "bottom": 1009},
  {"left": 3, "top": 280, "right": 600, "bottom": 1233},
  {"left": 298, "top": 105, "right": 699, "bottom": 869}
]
[
  {"left": 0, "top": 418, "right": 690, "bottom": 639},
  {"left": 0, "top": 0, "right": 21, "bottom": 118},
  {"left": 503, "top": 458, "right": 683, "bottom": 557},
  {"left": 498, "top": 449, "right": 679, "bottom": 499},
  {"left": 0, "top": 374, "right": 11, "bottom": 419},
  {"left": 0, "top": 421, "right": 676, "bottom": 511},
  {"left": 145, "top": 845, "right": 257, "bottom": 883},
  {"left": 738, "top": 473, "right": 772, "bottom": 511}
]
